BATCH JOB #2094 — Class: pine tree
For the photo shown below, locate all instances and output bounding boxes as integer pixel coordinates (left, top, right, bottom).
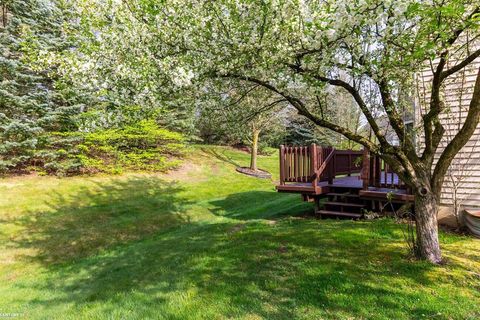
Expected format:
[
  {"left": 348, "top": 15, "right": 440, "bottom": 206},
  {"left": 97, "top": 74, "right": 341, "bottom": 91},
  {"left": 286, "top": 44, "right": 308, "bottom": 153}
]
[{"left": 0, "top": 0, "right": 79, "bottom": 172}]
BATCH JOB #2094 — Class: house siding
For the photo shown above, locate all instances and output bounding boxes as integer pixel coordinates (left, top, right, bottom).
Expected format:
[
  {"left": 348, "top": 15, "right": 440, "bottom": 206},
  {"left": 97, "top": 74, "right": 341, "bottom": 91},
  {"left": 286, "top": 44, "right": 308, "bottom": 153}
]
[{"left": 416, "top": 52, "right": 480, "bottom": 207}]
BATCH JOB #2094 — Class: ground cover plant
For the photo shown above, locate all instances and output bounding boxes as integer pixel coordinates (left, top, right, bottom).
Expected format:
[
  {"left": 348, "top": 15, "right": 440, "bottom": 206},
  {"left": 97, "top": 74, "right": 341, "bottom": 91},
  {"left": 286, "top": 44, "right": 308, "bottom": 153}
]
[
  {"left": 1, "top": 146, "right": 479, "bottom": 320},
  {"left": 35, "top": 120, "right": 186, "bottom": 176}
]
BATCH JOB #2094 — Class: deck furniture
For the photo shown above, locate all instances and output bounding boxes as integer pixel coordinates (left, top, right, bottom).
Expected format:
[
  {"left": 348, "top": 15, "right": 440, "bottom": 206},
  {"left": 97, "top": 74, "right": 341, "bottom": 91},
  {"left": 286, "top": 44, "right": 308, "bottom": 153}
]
[{"left": 276, "top": 144, "right": 414, "bottom": 218}]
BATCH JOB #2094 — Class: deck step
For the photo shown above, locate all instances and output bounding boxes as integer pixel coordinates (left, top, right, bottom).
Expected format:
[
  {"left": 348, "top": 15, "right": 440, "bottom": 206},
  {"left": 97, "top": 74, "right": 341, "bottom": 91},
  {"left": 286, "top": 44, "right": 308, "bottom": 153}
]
[
  {"left": 327, "top": 192, "right": 360, "bottom": 198},
  {"left": 324, "top": 201, "right": 365, "bottom": 208},
  {"left": 317, "top": 210, "right": 363, "bottom": 218}
]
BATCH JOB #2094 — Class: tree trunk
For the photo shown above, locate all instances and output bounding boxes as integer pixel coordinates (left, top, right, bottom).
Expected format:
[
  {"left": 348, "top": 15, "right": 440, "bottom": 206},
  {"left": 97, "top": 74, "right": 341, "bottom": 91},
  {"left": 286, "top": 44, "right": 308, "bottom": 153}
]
[
  {"left": 414, "top": 188, "right": 442, "bottom": 263},
  {"left": 250, "top": 129, "right": 260, "bottom": 171}
]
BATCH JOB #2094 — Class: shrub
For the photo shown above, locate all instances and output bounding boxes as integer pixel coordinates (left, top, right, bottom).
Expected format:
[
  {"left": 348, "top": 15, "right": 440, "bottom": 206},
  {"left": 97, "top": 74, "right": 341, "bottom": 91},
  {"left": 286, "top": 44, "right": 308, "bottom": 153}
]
[{"left": 29, "top": 120, "right": 186, "bottom": 176}]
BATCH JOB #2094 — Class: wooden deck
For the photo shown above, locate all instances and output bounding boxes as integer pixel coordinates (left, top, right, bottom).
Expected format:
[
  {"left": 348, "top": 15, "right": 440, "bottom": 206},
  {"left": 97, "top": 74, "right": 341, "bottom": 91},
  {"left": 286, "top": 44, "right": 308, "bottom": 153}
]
[
  {"left": 277, "top": 175, "right": 363, "bottom": 193},
  {"left": 277, "top": 174, "right": 413, "bottom": 201},
  {"left": 276, "top": 145, "right": 414, "bottom": 217}
]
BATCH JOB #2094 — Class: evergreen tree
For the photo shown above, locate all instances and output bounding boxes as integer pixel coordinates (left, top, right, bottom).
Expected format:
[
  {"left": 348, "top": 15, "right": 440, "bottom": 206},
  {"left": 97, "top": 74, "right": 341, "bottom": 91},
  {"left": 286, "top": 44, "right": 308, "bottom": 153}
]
[{"left": 0, "top": 0, "right": 79, "bottom": 172}]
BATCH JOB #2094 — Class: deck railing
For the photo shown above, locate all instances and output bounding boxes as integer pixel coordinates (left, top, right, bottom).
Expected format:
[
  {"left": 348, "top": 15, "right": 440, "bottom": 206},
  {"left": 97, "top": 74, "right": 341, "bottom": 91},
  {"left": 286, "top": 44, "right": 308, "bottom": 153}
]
[
  {"left": 279, "top": 145, "right": 307, "bottom": 184},
  {"left": 361, "top": 149, "right": 407, "bottom": 190},
  {"left": 279, "top": 144, "right": 363, "bottom": 191},
  {"left": 279, "top": 144, "right": 407, "bottom": 191}
]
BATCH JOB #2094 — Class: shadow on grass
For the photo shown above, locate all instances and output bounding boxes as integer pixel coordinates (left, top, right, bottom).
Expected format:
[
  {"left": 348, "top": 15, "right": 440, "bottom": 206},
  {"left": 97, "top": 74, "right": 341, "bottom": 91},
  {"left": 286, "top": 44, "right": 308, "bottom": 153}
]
[
  {"left": 209, "top": 190, "right": 313, "bottom": 220},
  {"left": 22, "top": 219, "right": 450, "bottom": 319},
  {"left": 200, "top": 146, "right": 242, "bottom": 167},
  {"left": 9, "top": 176, "right": 191, "bottom": 265}
]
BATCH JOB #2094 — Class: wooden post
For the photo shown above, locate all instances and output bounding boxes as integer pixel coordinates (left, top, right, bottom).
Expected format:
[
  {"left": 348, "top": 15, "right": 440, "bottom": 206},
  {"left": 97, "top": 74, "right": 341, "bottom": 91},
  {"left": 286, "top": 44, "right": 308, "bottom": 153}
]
[
  {"left": 333, "top": 149, "right": 337, "bottom": 183},
  {"left": 303, "top": 146, "right": 307, "bottom": 182},
  {"left": 361, "top": 147, "right": 370, "bottom": 190},
  {"left": 328, "top": 148, "right": 335, "bottom": 185},
  {"left": 348, "top": 150, "right": 352, "bottom": 176},
  {"left": 310, "top": 144, "right": 318, "bottom": 192},
  {"left": 374, "top": 156, "right": 381, "bottom": 188},
  {"left": 384, "top": 162, "right": 387, "bottom": 188},
  {"left": 314, "top": 196, "right": 321, "bottom": 217},
  {"left": 279, "top": 145, "right": 285, "bottom": 185},
  {"left": 287, "top": 146, "right": 291, "bottom": 182}
]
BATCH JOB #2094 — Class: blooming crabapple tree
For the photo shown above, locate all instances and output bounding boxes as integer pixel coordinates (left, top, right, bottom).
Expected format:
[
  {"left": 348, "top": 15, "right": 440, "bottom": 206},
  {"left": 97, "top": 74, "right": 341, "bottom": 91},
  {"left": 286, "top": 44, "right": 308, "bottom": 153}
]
[
  {"left": 72, "top": 0, "right": 479, "bottom": 263},
  {"left": 38, "top": 0, "right": 198, "bottom": 133}
]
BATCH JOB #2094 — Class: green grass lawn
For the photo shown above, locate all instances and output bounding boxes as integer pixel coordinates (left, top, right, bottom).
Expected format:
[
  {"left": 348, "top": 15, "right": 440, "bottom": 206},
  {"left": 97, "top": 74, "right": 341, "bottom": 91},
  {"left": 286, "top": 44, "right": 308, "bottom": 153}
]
[{"left": 1, "top": 145, "right": 479, "bottom": 319}]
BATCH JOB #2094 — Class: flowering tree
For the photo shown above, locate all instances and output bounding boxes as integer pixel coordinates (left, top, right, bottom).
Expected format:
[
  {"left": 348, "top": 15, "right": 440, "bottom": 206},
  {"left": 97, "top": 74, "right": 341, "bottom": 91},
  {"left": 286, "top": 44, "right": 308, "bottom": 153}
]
[{"left": 67, "top": 0, "right": 480, "bottom": 263}]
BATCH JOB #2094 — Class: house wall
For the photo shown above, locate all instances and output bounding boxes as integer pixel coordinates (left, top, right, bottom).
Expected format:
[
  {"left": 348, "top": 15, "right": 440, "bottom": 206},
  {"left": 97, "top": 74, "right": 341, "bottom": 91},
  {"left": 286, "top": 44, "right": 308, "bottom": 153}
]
[{"left": 415, "top": 45, "right": 480, "bottom": 208}]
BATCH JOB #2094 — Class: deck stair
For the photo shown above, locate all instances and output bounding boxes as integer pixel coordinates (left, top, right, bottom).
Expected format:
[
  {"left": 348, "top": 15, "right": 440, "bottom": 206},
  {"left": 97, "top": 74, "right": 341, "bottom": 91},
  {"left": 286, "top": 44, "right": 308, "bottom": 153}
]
[{"left": 316, "top": 191, "right": 366, "bottom": 219}]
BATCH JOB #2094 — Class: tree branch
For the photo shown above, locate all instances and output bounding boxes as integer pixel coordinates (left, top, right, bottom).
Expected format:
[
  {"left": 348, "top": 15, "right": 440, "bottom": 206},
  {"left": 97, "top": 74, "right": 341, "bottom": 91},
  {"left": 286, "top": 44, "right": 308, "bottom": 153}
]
[
  {"left": 219, "top": 73, "right": 379, "bottom": 151},
  {"left": 243, "top": 98, "right": 287, "bottom": 123},
  {"left": 441, "top": 48, "right": 480, "bottom": 80},
  {"left": 377, "top": 80, "right": 419, "bottom": 163},
  {"left": 287, "top": 64, "right": 389, "bottom": 147},
  {"left": 422, "top": 58, "right": 447, "bottom": 161}
]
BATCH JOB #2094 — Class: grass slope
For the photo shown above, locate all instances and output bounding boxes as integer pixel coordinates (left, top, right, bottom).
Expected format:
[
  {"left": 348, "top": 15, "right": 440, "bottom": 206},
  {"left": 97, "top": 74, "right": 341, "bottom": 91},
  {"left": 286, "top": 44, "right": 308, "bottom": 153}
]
[{"left": 0, "top": 145, "right": 479, "bottom": 320}]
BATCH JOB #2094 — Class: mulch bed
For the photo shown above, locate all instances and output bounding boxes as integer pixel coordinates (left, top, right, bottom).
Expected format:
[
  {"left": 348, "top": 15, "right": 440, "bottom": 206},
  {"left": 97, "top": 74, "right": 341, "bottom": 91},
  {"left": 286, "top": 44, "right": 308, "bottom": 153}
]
[{"left": 236, "top": 167, "right": 272, "bottom": 179}]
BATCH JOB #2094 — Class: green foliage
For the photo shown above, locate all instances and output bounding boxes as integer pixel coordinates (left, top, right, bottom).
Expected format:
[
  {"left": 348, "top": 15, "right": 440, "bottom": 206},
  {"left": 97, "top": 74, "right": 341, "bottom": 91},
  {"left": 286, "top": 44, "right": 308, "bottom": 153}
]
[{"left": 34, "top": 120, "right": 185, "bottom": 176}]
